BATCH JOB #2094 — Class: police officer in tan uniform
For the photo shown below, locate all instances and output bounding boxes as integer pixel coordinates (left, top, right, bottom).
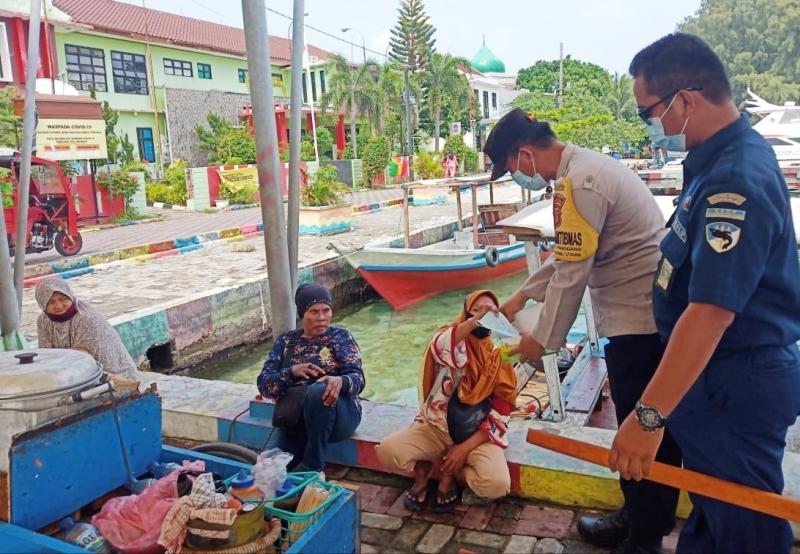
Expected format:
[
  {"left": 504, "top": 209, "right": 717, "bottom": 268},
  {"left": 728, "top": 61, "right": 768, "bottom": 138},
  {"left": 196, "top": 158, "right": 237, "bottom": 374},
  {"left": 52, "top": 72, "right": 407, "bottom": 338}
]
[{"left": 484, "top": 108, "right": 681, "bottom": 554}]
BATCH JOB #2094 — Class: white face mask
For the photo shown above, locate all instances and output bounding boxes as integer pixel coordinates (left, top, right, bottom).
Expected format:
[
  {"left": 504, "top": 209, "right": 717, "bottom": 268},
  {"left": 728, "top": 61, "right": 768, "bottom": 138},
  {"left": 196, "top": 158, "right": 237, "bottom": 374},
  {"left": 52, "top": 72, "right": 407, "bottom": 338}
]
[
  {"left": 512, "top": 150, "right": 549, "bottom": 191},
  {"left": 645, "top": 94, "right": 690, "bottom": 152}
]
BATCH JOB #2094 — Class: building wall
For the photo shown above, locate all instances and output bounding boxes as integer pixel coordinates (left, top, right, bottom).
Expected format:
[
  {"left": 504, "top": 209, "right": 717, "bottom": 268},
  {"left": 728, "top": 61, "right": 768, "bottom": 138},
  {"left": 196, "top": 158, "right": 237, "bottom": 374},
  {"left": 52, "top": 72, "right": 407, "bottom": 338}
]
[
  {"left": 52, "top": 29, "right": 329, "bottom": 165},
  {"left": 165, "top": 87, "right": 250, "bottom": 167}
]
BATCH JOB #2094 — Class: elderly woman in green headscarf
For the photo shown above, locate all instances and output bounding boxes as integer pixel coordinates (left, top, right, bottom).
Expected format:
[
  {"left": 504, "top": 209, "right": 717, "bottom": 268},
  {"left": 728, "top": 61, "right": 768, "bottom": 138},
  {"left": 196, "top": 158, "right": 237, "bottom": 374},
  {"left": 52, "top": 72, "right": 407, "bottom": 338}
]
[{"left": 35, "top": 276, "right": 141, "bottom": 382}]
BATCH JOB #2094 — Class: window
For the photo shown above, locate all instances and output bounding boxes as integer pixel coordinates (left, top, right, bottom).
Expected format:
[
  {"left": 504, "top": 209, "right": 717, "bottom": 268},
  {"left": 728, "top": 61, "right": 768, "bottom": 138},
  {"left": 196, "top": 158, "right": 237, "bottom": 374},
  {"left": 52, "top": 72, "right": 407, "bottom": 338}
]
[
  {"left": 64, "top": 44, "right": 107, "bottom": 92},
  {"left": 491, "top": 92, "right": 497, "bottom": 109},
  {"left": 0, "top": 23, "right": 11, "bottom": 82},
  {"left": 319, "top": 70, "right": 326, "bottom": 94},
  {"left": 310, "top": 71, "right": 317, "bottom": 102},
  {"left": 779, "top": 110, "right": 800, "bottom": 125},
  {"left": 302, "top": 71, "right": 308, "bottom": 103},
  {"left": 482, "top": 91, "right": 489, "bottom": 119},
  {"left": 238, "top": 68, "right": 248, "bottom": 83},
  {"left": 163, "top": 58, "right": 193, "bottom": 77},
  {"left": 137, "top": 128, "right": 155, "bottom": 163},
  {"left": 111, "top": 51, "right": 148, "bottom": 94},
  {"left": 197, "top": 63, "right": 212, "bottom": 79}
]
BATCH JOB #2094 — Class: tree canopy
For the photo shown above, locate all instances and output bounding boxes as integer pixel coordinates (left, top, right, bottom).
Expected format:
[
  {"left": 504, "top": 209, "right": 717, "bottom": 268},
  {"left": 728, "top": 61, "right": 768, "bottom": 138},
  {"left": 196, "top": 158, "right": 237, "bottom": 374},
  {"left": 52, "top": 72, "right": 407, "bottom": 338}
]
[
  {"left": 679, "top": 0, "right": 800, "bottom": 104},
  {"left": 389, "top": 0, "right": 436, "bottom": 71},
  {"left": 512, "top": 59, "right": 647, "bottom": 151}
]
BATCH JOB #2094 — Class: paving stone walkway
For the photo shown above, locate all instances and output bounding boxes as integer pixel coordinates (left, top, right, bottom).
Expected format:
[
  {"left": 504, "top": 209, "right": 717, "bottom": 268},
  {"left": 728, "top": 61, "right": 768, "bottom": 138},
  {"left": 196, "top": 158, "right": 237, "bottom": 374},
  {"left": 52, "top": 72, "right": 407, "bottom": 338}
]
[
  {"left": 24, "top": 188, "right": 404, "bottom": 265},
  {"left": 18, "top": 184, "right": 522, "bottom": 342},
  {"left": 327, "top": 465, "right": 682, "bottom": 554}
]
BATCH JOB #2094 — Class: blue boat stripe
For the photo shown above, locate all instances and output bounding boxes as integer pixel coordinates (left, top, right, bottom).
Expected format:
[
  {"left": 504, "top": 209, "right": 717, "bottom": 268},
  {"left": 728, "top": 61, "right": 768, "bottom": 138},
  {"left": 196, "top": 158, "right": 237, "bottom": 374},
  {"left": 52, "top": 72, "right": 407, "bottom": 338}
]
[{"left": 360, "top": 249, "right": 526, "bottom": 271}]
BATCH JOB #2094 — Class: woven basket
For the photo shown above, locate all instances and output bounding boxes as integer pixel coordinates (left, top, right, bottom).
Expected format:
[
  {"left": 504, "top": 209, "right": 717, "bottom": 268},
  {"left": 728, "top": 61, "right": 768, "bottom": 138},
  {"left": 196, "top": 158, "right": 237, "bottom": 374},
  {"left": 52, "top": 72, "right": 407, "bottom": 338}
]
[{"left": 181, "top": 518, "right": 281, "bottom": 554}]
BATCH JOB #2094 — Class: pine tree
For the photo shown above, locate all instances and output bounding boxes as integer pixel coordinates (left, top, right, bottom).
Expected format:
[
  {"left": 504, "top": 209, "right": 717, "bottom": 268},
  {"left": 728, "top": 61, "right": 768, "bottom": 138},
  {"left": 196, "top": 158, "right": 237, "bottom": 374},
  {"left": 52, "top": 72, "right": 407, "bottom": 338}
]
[{"left": 388, "top": 0, "right": 436, "bottom": 71}]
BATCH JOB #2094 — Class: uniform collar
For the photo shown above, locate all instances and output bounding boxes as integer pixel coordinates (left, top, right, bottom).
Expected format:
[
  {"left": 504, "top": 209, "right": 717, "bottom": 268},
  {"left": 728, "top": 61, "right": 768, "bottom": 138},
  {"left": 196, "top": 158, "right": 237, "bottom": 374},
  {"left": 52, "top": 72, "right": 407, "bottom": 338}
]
[
  {"left": 683, "top": 114, "right": 750, "bottom": 177},
  {"left": 555, "top": 143, "right": 577, "bottom": 180}
]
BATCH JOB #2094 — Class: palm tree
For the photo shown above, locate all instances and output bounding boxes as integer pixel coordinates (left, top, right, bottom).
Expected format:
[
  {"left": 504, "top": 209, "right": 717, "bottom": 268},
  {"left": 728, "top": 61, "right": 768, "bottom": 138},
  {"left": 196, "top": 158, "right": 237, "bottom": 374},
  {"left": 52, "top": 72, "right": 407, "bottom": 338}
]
[
  {"left": 417, "top": 53, "right": 471, "bottom": 152},
  {"left": 374, "top": 62, "right": 405, "bottom": 136},
  {"left": 604, "top": 73, "right": 636, "bottom": 120},
  {"left": 320, "top": 54, "right": 381, "bottom": 158}
]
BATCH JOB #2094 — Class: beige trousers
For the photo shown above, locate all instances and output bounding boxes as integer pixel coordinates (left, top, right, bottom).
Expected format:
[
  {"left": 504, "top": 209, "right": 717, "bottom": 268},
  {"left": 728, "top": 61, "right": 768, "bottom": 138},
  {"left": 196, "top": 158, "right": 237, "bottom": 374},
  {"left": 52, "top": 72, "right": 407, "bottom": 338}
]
[{"left": 375, "top": 420, "right": 511, "bottom": 499}]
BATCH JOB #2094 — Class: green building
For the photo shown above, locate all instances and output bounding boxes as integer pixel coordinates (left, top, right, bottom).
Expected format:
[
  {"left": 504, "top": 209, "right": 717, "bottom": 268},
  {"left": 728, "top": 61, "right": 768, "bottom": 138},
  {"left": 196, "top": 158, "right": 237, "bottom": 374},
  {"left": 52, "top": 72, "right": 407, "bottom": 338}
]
[{"left": 51, "top": 0, "right": 333, "bottom": 168}]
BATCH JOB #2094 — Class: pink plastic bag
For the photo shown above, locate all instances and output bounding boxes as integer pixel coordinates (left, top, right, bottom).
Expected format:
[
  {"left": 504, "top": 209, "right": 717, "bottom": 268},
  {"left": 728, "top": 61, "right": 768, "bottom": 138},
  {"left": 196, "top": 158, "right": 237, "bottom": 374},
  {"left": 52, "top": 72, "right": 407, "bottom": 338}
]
[{"left": 93, "top": 461, "right": 205, "bottom": 554}]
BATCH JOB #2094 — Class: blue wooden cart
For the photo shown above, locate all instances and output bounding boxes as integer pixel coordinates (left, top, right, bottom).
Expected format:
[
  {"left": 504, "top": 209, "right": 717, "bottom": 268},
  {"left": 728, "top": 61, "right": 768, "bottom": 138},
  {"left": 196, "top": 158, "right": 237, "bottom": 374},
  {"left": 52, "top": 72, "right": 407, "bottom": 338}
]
[{"left": 0, "top": 389, "right": 358, "bottom": 553}]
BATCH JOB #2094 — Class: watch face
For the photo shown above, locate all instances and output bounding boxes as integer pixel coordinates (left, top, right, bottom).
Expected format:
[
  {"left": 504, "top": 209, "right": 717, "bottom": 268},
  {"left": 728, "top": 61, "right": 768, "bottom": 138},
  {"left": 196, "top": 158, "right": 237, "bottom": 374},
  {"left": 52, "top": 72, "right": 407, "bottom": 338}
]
[{"left": 638, "top": 407, "right": 663, "bottom": 430}]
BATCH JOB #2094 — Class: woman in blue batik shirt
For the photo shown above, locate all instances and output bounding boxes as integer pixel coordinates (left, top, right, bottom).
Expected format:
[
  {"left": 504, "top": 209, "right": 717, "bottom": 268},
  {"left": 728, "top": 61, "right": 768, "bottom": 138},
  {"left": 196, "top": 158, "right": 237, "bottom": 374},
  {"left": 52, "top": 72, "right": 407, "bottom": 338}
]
[{"left": 257, "top": 283, "right": 365, "bottom": 471}]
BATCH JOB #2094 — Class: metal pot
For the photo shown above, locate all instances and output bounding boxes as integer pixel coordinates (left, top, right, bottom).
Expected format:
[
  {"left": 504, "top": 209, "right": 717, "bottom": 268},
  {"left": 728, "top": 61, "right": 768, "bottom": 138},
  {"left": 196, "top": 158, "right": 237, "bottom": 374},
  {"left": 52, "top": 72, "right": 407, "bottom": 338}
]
[{"left": 0, "top": 349, "right": 108, "bottom": 411}]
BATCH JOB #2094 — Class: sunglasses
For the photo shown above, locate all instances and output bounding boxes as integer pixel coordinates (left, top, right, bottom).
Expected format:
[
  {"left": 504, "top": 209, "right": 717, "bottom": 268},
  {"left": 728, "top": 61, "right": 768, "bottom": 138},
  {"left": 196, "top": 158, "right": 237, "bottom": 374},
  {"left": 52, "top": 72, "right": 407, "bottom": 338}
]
[{"left": 637, "top": 86, "right": 703, "bottom": 122}]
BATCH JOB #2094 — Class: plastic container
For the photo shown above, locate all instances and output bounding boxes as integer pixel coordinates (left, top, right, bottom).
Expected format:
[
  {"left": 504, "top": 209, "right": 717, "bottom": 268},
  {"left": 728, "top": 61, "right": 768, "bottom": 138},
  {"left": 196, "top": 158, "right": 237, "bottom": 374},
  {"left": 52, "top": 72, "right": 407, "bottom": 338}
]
[
  {"left": 56, "top": 518, "right": 112, "bottom": 553},
  {"left": 229, "top": 469, "right": 264, "bottom": 500}
]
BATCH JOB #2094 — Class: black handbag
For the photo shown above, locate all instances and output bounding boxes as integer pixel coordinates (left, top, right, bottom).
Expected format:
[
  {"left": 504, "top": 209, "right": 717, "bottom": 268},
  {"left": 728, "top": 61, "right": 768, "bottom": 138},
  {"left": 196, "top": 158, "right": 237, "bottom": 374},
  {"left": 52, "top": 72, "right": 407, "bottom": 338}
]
[
  {"left": 447, "top": 377, "right": 492, "bottom": 444},
  {"left": 272, "top": 337, "right": 312, "bottom": 428}
]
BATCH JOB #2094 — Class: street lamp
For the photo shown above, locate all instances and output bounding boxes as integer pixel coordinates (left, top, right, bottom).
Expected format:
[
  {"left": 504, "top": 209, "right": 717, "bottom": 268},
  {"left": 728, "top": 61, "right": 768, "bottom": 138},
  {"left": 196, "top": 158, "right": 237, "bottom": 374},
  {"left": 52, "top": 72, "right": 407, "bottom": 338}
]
[{"left": 341, "top": 27, "right": 366, "bottom": 64}]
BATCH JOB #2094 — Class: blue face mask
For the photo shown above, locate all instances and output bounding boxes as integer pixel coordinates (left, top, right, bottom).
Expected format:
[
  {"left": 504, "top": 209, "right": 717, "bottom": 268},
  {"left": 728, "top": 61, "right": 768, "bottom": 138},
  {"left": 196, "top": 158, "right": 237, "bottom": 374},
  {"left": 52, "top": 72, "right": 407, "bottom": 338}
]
[
  {"left": 645, "top": 94, "right": 690, "bottom": 152},
  {"left": 512, "top": 150, "right": 549, "bottom": 191}
]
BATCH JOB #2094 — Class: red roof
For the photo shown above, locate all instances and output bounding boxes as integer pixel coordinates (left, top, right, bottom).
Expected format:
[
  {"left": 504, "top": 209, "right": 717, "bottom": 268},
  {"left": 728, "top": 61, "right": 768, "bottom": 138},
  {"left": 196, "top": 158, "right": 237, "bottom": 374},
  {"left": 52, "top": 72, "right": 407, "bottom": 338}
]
[{"left": 53, "top": 0, "right": 331, "bottom": 63}]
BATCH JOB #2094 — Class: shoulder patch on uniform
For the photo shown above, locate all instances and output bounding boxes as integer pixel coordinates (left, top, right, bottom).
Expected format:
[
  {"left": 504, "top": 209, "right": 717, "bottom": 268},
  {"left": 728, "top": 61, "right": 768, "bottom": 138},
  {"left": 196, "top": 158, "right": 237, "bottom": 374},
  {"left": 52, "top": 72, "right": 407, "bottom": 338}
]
[
  {"left": 681, "top": 195, "right": 692, "bottom": 212},
  {"left": 706, "top": 208, "right": 746, "bottom": 221},
  {"left": 705, "top": 222, "right": 741, "bottom": 253},
  {"left": 671, "top": 217, "right": 687, "bottom": 243},
  {"left": 706, "top": 192, "right": 746, "bottom": 206}
]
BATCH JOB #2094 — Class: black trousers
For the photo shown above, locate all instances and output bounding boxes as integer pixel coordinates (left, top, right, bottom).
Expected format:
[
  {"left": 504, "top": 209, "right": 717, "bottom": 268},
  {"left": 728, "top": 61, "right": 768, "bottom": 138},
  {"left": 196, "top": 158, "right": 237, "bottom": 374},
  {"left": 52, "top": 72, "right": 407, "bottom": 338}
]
[{"left": 604, "top": 333, "right": 682, "bottom": 541}]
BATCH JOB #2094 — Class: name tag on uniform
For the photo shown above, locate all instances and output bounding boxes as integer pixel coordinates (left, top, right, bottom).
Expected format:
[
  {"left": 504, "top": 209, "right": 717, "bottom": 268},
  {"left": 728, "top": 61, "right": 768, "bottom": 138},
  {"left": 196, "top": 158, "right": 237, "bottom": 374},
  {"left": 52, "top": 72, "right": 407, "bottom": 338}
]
[{"left": 655, "top": 257, "right": 675, "bottom": 294}]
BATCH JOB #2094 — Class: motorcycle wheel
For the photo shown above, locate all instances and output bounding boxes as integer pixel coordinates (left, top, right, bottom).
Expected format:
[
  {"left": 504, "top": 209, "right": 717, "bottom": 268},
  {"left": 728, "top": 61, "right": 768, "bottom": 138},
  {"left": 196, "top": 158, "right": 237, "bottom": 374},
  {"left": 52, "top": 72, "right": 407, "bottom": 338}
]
[{"left": 54, "top": 230, "right": 83, "bottom": 256}]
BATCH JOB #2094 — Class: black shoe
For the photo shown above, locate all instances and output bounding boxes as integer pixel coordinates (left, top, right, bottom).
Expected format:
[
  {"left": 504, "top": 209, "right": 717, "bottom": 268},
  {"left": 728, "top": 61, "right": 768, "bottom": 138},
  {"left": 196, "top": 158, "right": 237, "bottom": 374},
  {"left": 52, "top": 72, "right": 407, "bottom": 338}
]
[
  {"left": 610, "top": 537, "right": 663, "bottom": 554},
  {"left": 576, "top": 511, "right": 629, "bottom": 547}
]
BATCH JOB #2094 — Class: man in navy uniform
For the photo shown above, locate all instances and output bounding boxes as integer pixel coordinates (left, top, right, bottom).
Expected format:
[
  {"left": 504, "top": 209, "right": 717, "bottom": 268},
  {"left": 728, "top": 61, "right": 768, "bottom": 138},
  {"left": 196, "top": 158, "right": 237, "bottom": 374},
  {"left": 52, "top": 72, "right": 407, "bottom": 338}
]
[{"left": 610, "top": 32, "right": 800, "bottom": 553}]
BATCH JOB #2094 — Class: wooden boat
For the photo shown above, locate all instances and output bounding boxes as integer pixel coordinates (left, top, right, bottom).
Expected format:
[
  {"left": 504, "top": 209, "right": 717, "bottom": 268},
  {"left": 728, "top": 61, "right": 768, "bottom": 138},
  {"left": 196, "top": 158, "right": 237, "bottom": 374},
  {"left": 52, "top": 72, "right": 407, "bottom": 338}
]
[
  {"left": 332, "top": 240, "right": 531, "bottom": 310},
  {"left": 332, "top": 174, "right": 548, "bottom": 310}
]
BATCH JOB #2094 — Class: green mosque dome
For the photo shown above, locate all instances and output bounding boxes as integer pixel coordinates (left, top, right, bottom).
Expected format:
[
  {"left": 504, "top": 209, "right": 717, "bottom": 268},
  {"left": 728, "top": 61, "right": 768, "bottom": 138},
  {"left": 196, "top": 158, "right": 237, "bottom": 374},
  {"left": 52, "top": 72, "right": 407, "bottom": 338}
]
[{"left": 470, "top": 37, "right": 505, "bottom": 74}]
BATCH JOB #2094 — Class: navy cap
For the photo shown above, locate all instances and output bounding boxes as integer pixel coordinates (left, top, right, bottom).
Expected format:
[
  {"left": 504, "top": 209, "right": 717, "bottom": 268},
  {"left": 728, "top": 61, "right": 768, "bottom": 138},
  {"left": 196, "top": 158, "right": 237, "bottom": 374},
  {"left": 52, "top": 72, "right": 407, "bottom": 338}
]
[{"left": 483, "top": 108, "right": 553, "bottom": 181}]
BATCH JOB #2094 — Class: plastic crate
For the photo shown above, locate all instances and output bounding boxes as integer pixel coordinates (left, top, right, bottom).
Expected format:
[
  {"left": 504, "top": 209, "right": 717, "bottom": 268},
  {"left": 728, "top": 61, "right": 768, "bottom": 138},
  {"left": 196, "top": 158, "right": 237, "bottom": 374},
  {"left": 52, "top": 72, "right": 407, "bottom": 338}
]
[{"left": 265, "top": 479, "right": 344, "bottom": 552}]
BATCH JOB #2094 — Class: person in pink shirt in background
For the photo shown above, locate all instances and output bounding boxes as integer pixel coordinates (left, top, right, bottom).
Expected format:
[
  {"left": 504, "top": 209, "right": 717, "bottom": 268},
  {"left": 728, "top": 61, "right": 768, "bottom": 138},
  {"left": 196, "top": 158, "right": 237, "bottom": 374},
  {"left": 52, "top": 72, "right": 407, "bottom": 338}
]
[{"left": 443, "top": 152, "right": 458, "bottom": 178}]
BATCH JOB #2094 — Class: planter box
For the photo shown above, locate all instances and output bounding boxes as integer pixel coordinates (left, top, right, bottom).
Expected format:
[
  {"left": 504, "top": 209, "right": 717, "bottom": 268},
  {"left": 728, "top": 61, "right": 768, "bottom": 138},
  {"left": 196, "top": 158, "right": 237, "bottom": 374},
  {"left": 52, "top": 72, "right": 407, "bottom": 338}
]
[{"left": 299, "top": 204, "right": 352, "bottom": 235}]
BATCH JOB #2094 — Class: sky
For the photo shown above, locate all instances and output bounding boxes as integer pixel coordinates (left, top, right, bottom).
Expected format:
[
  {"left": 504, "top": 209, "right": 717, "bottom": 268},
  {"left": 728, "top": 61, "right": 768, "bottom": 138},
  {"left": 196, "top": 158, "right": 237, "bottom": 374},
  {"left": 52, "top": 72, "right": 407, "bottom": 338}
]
[{"left": 122, "top": 0, "right": 703, "bottom": 76}]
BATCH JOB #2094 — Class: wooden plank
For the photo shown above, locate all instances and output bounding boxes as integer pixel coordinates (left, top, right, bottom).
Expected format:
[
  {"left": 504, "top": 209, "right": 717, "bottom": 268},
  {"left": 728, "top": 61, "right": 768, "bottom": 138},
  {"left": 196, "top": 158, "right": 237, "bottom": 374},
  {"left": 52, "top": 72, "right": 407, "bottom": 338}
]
[
  {"left": 0, "top": 473, "right": 8, "bottom": 522},
  {"left": 526, "top": 429, "right": 800, "bottom": 522},
  {"left": 565, "top": 356, "right": 606, "bottom": 413},
  {"left": 471, "top": 184, "right": 479, "bottom": 247},
  {"left": 456, "top": 189, "right": 463, "bottom": 230},
  {"left": 403, "top": 186, "right": 410, "bottom": 248}
]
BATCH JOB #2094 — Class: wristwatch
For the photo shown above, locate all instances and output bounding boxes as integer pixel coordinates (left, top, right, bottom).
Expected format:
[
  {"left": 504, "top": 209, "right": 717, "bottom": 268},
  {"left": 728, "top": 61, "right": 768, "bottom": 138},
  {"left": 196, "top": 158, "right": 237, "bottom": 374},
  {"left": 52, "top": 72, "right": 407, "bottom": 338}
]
[{"left": 634, "top": 400, "right": 667, "bottom": 432}]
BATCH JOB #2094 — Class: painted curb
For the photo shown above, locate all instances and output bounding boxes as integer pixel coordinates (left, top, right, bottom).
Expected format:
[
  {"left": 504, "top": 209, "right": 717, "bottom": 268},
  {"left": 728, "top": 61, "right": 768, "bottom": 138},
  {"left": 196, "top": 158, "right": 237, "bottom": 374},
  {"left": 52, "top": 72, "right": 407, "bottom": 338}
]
[
  {"left": 22, "top": 223, "right": 266, "bottom": 288},
  {"left": 23, "top": 196, "right": 407, "bottom": 286}
]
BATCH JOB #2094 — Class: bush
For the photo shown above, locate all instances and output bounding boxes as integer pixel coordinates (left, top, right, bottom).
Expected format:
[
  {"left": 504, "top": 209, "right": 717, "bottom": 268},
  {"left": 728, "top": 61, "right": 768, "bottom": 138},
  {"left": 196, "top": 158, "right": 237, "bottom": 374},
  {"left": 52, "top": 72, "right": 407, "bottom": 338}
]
[
  {"left": 362, "top": 136, "right": 390, "bottom": 186},
  {"left": 122, "top": 160, "right": 150, "bottom": 178},
  {"left": 146, "top": 182, "right": 171, "bottom": 204},
  {"left": 147, "top": 159, "right": 188, "bottom": 205},
  {"left": 0, "top": 167, "right": 13, "bottom": 207},
  {"left": 316, "top": 127, "right": 334, "bottom": 157},
  {"left": 301, "top": 140, "right": 316, "bottom": 161},
  {"left": 220, "top": 179, "right": 257, "bottom": 205},
  {"left": 413, "top": 151, "right": 444, "bottom": 179},
  {"left": 302, "top": 164, "right": 348, "bottom": 207},
  {"left": 97, "top": 169, "right": 141, "bottom": 217}
]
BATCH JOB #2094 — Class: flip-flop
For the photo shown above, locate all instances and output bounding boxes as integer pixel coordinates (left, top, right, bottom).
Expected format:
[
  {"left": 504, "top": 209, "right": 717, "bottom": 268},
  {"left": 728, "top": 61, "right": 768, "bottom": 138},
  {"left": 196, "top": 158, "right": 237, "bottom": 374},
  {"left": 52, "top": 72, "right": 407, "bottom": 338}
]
[
  {"left": 431, "top": 486, "right": 461, "bottom": 513},
  {"left": 403, "top": 483, "right": 430, "bottom": 511}
]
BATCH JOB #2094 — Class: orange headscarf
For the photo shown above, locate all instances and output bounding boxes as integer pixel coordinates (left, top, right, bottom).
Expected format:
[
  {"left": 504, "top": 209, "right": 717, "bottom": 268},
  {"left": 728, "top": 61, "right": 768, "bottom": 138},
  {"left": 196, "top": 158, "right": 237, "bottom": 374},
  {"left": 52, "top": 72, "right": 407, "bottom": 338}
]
[{"left": 420, "top": 289, "right": 517, "bottom": 407}]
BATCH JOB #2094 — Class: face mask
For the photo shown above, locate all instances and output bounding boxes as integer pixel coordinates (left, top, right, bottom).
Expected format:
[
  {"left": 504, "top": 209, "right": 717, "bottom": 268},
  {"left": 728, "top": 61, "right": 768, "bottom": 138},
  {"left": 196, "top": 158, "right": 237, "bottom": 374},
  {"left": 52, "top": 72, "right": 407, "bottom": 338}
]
[
  {"left": 645, "top": 94, "right": 690, "bottom": 152},
  {"left": 471, "top": 326, "right": 492, "bottom": 339},
  {"left": 512, "top": 150, "right": 549, "bottom": 191}
]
